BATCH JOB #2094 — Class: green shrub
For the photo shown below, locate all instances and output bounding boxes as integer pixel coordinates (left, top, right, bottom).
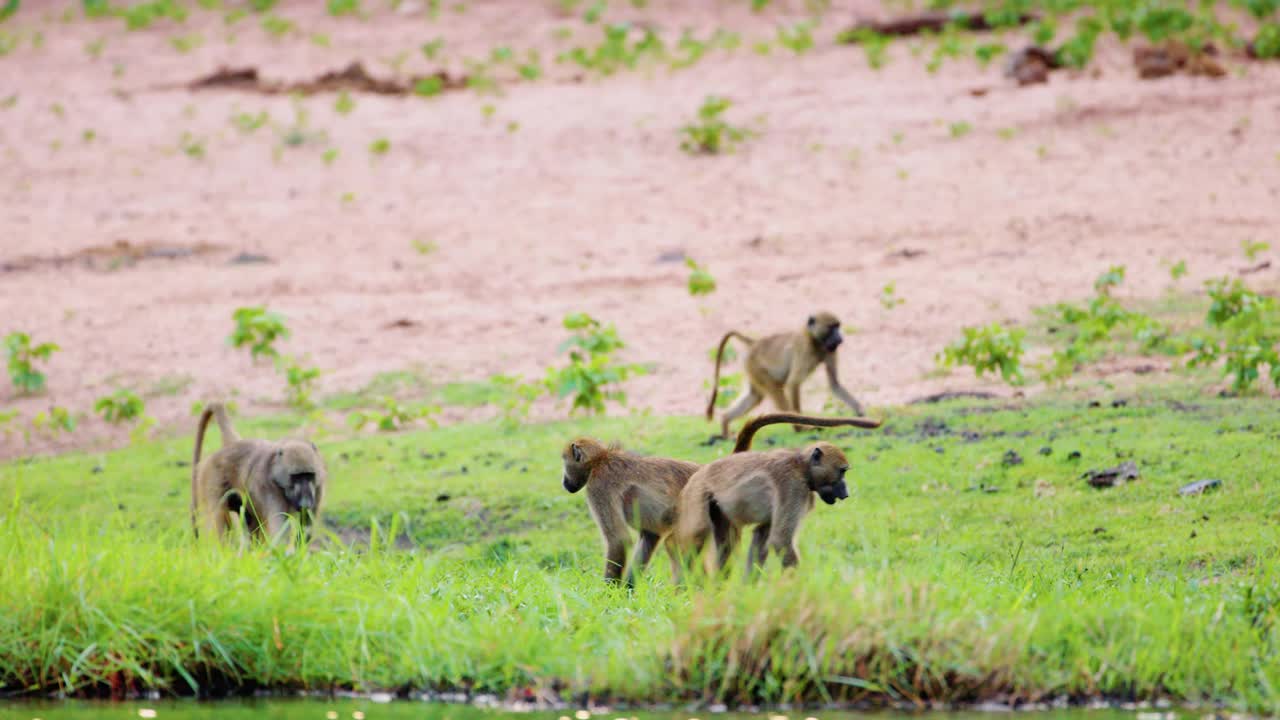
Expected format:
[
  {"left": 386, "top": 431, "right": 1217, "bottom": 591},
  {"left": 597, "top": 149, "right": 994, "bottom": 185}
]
[
  {"left": 1189, "top": 277, "right": 1280, "bottom": 393},
  {"left": 680, "top": 96, "right": 751, "bottom": 155},
  {"left": 938, "top": 323, "right": 1026, "bottom": 385},
  {"left": 544, "top": 313, "right": 647, "bottom": 415},
  {"left": 94, "top": 389, "right": 145, "bottom": 424},
  {"left": 5, "top": 332, "right": 58, "bottom": 394},
  {"left": 280, "top": 357, "right": 321, "bottom": 410},
  {"left": 228, "top": 307, "right": 289, "bottom": 362},
  {"left": 686, "top": 258, "right": 716, "bottom": 296}
]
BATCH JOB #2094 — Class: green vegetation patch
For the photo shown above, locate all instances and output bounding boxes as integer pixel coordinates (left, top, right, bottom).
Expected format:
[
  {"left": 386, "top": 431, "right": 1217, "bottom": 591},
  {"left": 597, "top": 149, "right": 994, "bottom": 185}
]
[{"left": 1, "top": 390, "right": 1278, "bottom": 710}]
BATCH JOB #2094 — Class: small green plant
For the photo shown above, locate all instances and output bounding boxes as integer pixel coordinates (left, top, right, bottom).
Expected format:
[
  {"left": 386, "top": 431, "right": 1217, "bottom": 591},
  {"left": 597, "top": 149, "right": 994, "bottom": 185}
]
[
  {"left": 517, "top": 52, "right": 543, "bottom": 81},
  {"left": 686, "top": 258, "right": 716, "bottom": 296},
  {"left": 327, "top": 0, "right": 359, "bottom": 15},
  {"left": 349, "top": 396, "right": 439, "bottom": 432},
  {"left": 170, "top": 32, "right": 203, "bottom": 53},
  {"left": 279, "top": 357, "right": 321, "bottom": 410},
  {"left": 369, "top": 138, "right": 390, "bottom": 156},
  {"left": 680, "top": 95, "right": 751, "bottom": 155},
  {"left": 413, "top": 76, "right": 444, "bottom": 97},
  {"left": 974, "top": 42, "right": 1006, "bottom": 67},
  {"left": 1242, "top": 239, "right": 1270, "bottom": 261},
  {"left": 937, "top": 322, "right": 1026, "bottom": 385},
  {"left": 322, "top": 148, "right": 339, "bottom": 165},
  {"left": 85, "top": 37, "right": 106, "bottom": 59},
  {"left": 179, "top": 132, "right": 205, "bottom": 159},
  {"left": 948, "top": 121, "right": 972, "bottom": 138},
  {"left": 5, "top": 332, "right": 58, "bottom": 394},
  {"left": 487, "top": 374, "right": 545, "bottom": 431},
  {"left": 119, "top": 0, "right": 187, "bottom": 30},
  {"left": 1040, "top": 265, "right": 1135, "bottom": 381},
  {"left": 231, "top": 110, "right": 269, "bottom": 133},
  {"left": 32, "top": 406, "right": 75, "bottom": 435},
  {"left": 421, "top": 39, "right": 444, "bottom": 60},
  {"left": 94, "top": 389, "right": 145, "bottom": 424},
  {"left": 1170, "top": 259, "right": 1188, "bottom": 280},
  {"left": 582, "top": 0, "right": 605, "bottom": 23},
  {"left": 1254, "top": 23, "right": 1280, "bottom": 59},
  {"left": 412, "top": 238, "right": 438, "bottom": 255},
  {"left": 0, "top": 409, "right": 18, "bottom": 441},
  {"left": 544, "top": 313, "right": 648, "bottom": 415},
  {"left": 880, "top": 282, "right": 904, "bottom": 310},
  {"left": 776, "top": 21, "right": 814, "bottom": 54},
  {"left": 228, "top": 306, "right": 289, "bottom": 362},
  {"left": 260, "top": 13, "right": 294, "bottom": 38},
  {"left": 1189, "top": 277, "right": 1280, "bottom": 393},
  {"left": 334, "top": 91, "right": 355, "bottom": 115}
]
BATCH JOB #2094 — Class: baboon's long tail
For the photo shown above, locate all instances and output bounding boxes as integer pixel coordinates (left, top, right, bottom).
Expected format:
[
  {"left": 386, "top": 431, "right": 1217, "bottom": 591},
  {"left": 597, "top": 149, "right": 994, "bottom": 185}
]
[
  {"left": 208, "top": 402, "right": 239, "bottom": 444},
  {"left": 191, "top": 407, "right": 214, "bottom": 538},
  {"left": 733, "top": 413, "right": 882, "bottom": 453},
  {"left": 191, "top": 402, "right": 239, "bottom": 537},
  {"left": 705, "top": 331, "right": 755, "bottom": 421}
]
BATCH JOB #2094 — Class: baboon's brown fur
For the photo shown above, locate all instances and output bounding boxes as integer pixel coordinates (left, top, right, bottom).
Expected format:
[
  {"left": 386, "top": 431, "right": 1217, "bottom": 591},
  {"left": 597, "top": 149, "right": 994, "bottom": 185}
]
[
  {"left": 675, "top": 434, "right": 868, "bottom": 579},
  {"left": 563, "top": 412, "right": 879, "bottom": 587},
  {"left": 191, "top": 402, "right": 327, "bottom": 545},
  {"left": 706, "top": 312, "right": 866, "bottom": 439}
]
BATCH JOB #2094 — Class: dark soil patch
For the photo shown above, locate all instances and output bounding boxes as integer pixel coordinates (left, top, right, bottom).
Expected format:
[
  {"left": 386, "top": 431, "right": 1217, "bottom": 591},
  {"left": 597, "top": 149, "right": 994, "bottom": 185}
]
[
  {"left": 840, "top": 10, "right": 1037, "bottom": 39},
  {"left": 1, "top": 239, "right": 223, "bottom": 274},
  {"left": 1133, "top": 42, "right": 1226, "bottom": 80},
  {"left": 909, "top": 390, "right": 999, "bottom": 404},
  {"left": 182, "top": 62, "right": 467, "bottom": 96}
]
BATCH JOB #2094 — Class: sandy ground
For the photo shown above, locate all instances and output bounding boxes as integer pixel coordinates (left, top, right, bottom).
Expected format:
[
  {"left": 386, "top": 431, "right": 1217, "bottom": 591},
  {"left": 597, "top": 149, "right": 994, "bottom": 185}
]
[{"left": 1, "top": 0, "right": 1278, "bottom": 459}]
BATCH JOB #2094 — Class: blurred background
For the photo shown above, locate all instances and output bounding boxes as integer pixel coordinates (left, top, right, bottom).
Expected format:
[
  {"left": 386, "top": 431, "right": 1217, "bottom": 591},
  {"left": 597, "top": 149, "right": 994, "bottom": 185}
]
[{"left": 2, "top": 0, "right": 1278, "bottom": 458}]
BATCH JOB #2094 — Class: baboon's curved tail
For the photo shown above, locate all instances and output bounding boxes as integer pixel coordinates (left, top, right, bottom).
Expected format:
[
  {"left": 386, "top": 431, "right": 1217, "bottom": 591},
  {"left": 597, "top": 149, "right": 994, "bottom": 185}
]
[
  {"left": 733, "top": 413, "right": 882, "bottom": 453},
  {"left": 191, "top": 402, "right": 238, "bottom": 537},
  {"left": 705, "top": 331, "right": 755, "bottom": 421}
]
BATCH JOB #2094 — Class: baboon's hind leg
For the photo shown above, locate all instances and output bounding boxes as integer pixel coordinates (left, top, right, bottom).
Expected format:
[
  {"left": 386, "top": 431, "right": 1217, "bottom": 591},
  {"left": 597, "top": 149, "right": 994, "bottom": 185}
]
[{"left": 720, "top": 385, "right": 763, "bottom": 439}]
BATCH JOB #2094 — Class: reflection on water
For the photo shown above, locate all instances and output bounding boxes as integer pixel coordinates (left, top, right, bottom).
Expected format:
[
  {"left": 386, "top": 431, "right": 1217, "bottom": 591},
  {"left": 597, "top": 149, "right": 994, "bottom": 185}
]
[{"left": 0, "top": 700, "right": 1140, "bottom": 720}]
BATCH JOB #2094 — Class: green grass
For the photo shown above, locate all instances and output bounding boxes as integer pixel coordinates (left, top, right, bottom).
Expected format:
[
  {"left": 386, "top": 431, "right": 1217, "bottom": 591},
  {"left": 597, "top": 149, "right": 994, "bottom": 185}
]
[
  {"left": 322, "top": 370, "right": 504, "bottom": 412},
  {"left": 1, "top": 388, "right": 1279, "bottom": 710}
]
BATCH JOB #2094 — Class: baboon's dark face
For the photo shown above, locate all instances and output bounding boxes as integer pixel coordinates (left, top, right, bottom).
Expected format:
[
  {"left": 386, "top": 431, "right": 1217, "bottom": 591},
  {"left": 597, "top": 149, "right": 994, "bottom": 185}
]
[
  {"left": 561, "top": 442, "right": 590, "bottom": 493},
  {"left": 807, "top": 313, "right": 844, "bottom": 353},
  {"left": 271, "top": 441, "right": 325, "bottom": 520},
  {"left": 806, "top": 443, "right": 850, "bottom": 506}
]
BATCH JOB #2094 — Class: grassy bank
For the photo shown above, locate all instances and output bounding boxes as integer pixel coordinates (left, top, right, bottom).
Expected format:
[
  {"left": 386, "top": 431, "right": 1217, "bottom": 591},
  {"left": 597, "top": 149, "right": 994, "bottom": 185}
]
[{"left": 1, "top": 388, "right": 1278, "bottom": 711}]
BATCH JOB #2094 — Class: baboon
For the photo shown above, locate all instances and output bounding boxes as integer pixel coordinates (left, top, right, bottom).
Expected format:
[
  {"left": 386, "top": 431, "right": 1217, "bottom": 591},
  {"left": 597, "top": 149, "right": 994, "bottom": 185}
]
[
  {"left": 706, "top": 312, "right": 866, "bottom": 439},
  {"left": 675, "top": 417, "right": 878, "bottom": 578},
  {"left": 561, "top": 438, "right": 697, "bottom": 589},
  {"left": 190, "top": 402, "right": 326, "bottom": 545},
  {"left": 563, "top": 412, "right": 880, "bottom": 588}
]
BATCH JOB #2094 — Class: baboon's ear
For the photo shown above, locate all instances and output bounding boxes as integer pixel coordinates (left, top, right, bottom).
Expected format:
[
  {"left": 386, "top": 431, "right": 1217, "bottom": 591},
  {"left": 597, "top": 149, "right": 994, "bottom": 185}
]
[
  {"left": 571, "top": 443, "right": 584, "bottom": 463},
  {"left": 809, "top": 447, "right": 824, "bottom": 464}
]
